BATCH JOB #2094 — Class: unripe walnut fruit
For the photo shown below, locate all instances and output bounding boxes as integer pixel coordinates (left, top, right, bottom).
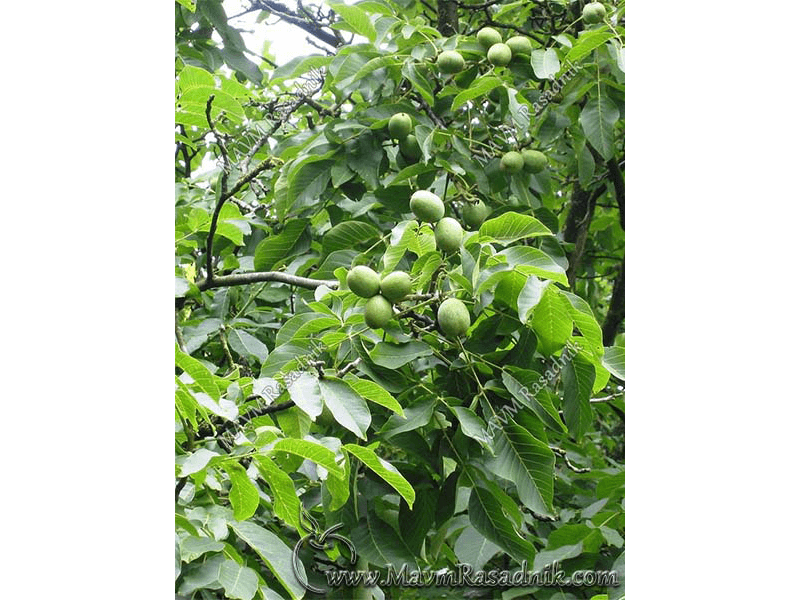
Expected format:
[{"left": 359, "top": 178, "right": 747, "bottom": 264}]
[
  {"left": 410, "top": 190, "right": 445, "bottom": 222},
  {"left": 582, "top": 2, "right": 606, "bottom": 24},
  {"left": 437, "top": 50, "right": 465, "bottom": 74},
  {"left": 487, "top": 43, "right": 512, "bottom": 67},
  {"left": 347, "top": 265, "right": 380, "bottom": 298},
  {"left": 500, "top": 151, "right": 524, "bottom": 173},
  {"left": 380, "top": 271, "right": 412, "bottom": 303},
  {"left": 522, "top": 149, "right": 547, "bottom": 173},
  {"left": 437, "top": 298, "right": 471, "bottom": 337},
  {"left": 477, "top": 27, "right": 502, "bottom": 48},
  {"left": 364, "top": 295, "right": 393, "bottom": 329},
  {"left": 462, "top": 199, "right": 491, "bottom": 229},
  {"left": 388, "top": 113, "right": 412, "bottom": 139},
  {"left": 399, "top": 134, "right": 422, "bottom": 161},
  {"left": 434, "top": 217, "right": 463, "bottom": 254},
  {"left": 506, "top": 36, "right": 532, "bottom": 56}
]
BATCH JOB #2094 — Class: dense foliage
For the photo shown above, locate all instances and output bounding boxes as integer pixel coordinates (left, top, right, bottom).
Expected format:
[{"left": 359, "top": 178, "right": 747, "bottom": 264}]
[{"left": 175, "top": 1, "right": 625, "bottom": 598}]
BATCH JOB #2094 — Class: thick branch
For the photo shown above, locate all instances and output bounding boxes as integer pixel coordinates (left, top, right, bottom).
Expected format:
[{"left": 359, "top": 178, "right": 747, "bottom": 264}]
[
  {"left": 252, "top": 0, "right": 341, "bottom": 47},
  {"left": 437, "top": 0, "right": 459, "bottom": 36},
  {"left": 601, "top": 259, "right": 625, "bottom": 345},
  {"left": 197, "top": 271, "right": 338, "bottom": 292},
  {"left": 563, "top": 183, "right": 604, "bottom": 287},
  {"left": 606, "top": 158, "right": 625, "bottom": 230}
]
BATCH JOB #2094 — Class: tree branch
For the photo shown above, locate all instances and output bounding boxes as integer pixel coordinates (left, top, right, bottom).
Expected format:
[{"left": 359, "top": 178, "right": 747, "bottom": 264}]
[
  {"left": 601, "top": 259, "right": 624, "bottom": 345},
  {"left": 606, "top": 158, "right": 625, "bottom": 230},
  {"left": 196, "top": 271, "right": 338, "bottom": 292},
  {"left": 252, "top": 0, "right": 341, "bottom": 47},
  {"left": 563, "top": 183, "right": 604, "bottom": 287},
  {"left": 436, "top": 0, "right": 459, "bottom": 36}
]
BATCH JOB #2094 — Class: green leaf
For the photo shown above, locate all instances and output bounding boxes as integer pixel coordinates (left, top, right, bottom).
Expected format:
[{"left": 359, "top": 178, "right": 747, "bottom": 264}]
[
  {"left": 451, "top": 76, "right": 504, "bottom": 112},
  {"left": 563, "top": 291, "right": 604, "bottom": 357},
  {"left": 270, "top": 438, "right": 345, "bottom": 479},
  {"left": 178, "top": 65, "right": 213, "bottom": 92},
  {"left": 565, "top": 29, "right": 615, "bottom": 65},
  {"left": 380, "top": 399, "right": 435, "bottom": 438},
  {"left": 479, "top": 212, "right": 551, "bottom": 244},
  {"left": 286, "top": 371, "right": 323, "bottom": 420},
  {"left": 270, "top": 54, "right": 330, "bottom": 82},
  {"left": 229, "top": 521, "right": 306, "bottom": 600},
  {"left": 219, "top": 559, "right": 259, "bottom": 600},
  {"left": 220, "top": 47, "right": 263, "bottom": 84},
  {"left": 222, "top": 462, "right": 260, "bottom": 521},
  {"left": 329, "top": 2, "right": 377, "bottom": 42},
  {"left": 402, "top": 61, "right": 434, "bottom": 106},
  {"left": 562, "top": 355, "right": 596, "bottom": 438},
  {"left": 603, "top": 346, "right": 625, "bottom": 380},
  {"left": 499, "top": 246, "right": 569, "bottom": 284},
  {"left": 176, "top": 0, "right": 197, "bottom": 12},
  {"left": 468, "top": 486, "right": 536, "bottom": 565},
  {"left": 253, "top": 219, "right": 307, "bottom": 271},
  {"left": 344, "top": 444, "right": 415, "bottom": 508},
  {"left": 351, "top": 509, "right": 418, "bottom": 570},
  {"left": 343, "top": 375, "right": 404, "bottom": 416},
  {"left": 284, "top": 157, "right": 335, "bottom": 218},
  {"left": 252, "top": 455, "right": 302, "bottom": 531},
  {"left": 449, "top": 405, "right": 492, "bottom": 449},
  {"left": 517, "top": 277, "right": 549, "bottom": 323},
  {"left": 580, "top": 93, "right": 620, "bottom": 160},
  {"left": 530, "top": 286, "right": 573, "bottom": 355},
  {"left": 488, "top": 422, "right": 556, "bottom": 517},
  {"left": 369, "top": 340, "right": 433, "bottom": 369},
  {"left": 351, "top": 55, "right": 397, "bottom": 81},
  {"left": 227, "top": 329, "right": 268, "bottom": 363},
  {"left": 322, "top": 220, "right": 380, "bottom": 256},
  {"left": 179, "top": 535, "right": 224, "bottom": 563},
  {"left": 180, "top": 448, "right": 219, "bottom": 477},
  {"left": 176, "top": 345, "right": 220, "bottom": 400},
  {"left": 319, "top": 378, "right": 371, "bottom": 439},
  {"left": 501, "top": 369, "right": 566, "bottom": 433},
  {"left": 454, "top": 525, "right": 502, "bottom": 572},
  {"left": 175, "top": 275, "right": 191, "bottom": 298},
  {"left": 531, "top": 48, "right": 560, "bottom": 79}
]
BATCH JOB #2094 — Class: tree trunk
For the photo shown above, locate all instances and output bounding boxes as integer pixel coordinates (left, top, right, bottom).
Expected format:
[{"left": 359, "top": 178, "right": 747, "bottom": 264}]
[{"left": 437, "top": 0, "right": 458, "bottom": 36}]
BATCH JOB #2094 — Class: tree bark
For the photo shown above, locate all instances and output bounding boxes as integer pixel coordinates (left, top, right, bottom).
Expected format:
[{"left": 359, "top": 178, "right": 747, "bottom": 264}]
[
  {"left": 602, "top": 259, "right": 625, "bottom": 345},
  {"left": 563, "top": 183, "right": 601, "bottom": 288},
  {"left": 437, "top": 0, "right": 459, "bottom": 36}
]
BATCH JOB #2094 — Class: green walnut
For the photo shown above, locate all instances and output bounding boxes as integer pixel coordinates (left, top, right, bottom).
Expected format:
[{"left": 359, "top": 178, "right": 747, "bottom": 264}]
[
  {"left": 500, "top": 151, "right": 524, "bottom": 173},
  {"left": 582, "top": 2, "right": 607, "bottom": 24},
  {"left": 399, "top": 134, "right": 422, "bottom": 161},
  {"left": 434, "top": 217, "right": 463, "bottom": 254},
  {"left": 487, "top": 43, "right": 512, "bottom": 67},
  {"left": 477, "top": 27, "right": 502, "bottom": 48},
  {"left": 388, "top": 112, "right": 412, "bottom": 139},
  {"left": 522, "top": 149, "right": 547, "bottom": 173},
  {"left": 462, "top": 199, "right": 491, "bottom": 229},
  {"left": 506, "top": 35, "right": 532, "bottom": 56},
  {"left": 346, "top": 265, "right": 380, "bottom": 298},
  {"left": 410, "top": 190, "right": 445, "bottom": 222},
  {"left": 380, "top": 271, "right": 412, "bottom": 303},
  {"left": 364, "top": 295, "right": 393, "bottom": 329},
  {"left": 436, "top": 50, "right": 465, "bottom": 74},
  {"left": 437, "top": 298, "right": 471, "bottom": 337}
]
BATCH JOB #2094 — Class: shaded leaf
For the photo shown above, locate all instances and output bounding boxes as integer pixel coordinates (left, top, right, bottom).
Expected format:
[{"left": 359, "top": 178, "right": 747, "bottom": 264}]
[{"left": 344, "top": 444, "right": 415, "bottom": 508}]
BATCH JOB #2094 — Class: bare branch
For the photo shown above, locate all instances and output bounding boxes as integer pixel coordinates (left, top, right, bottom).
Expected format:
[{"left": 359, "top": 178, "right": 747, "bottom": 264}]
[{"left": 197, "top": 270, "right": 338, "bottom": 292}]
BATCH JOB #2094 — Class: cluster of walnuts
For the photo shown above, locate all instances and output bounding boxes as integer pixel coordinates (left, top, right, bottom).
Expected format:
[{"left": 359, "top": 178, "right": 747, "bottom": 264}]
[{"left": 345, "top": 187, "right": 478, "bottom": 338}]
